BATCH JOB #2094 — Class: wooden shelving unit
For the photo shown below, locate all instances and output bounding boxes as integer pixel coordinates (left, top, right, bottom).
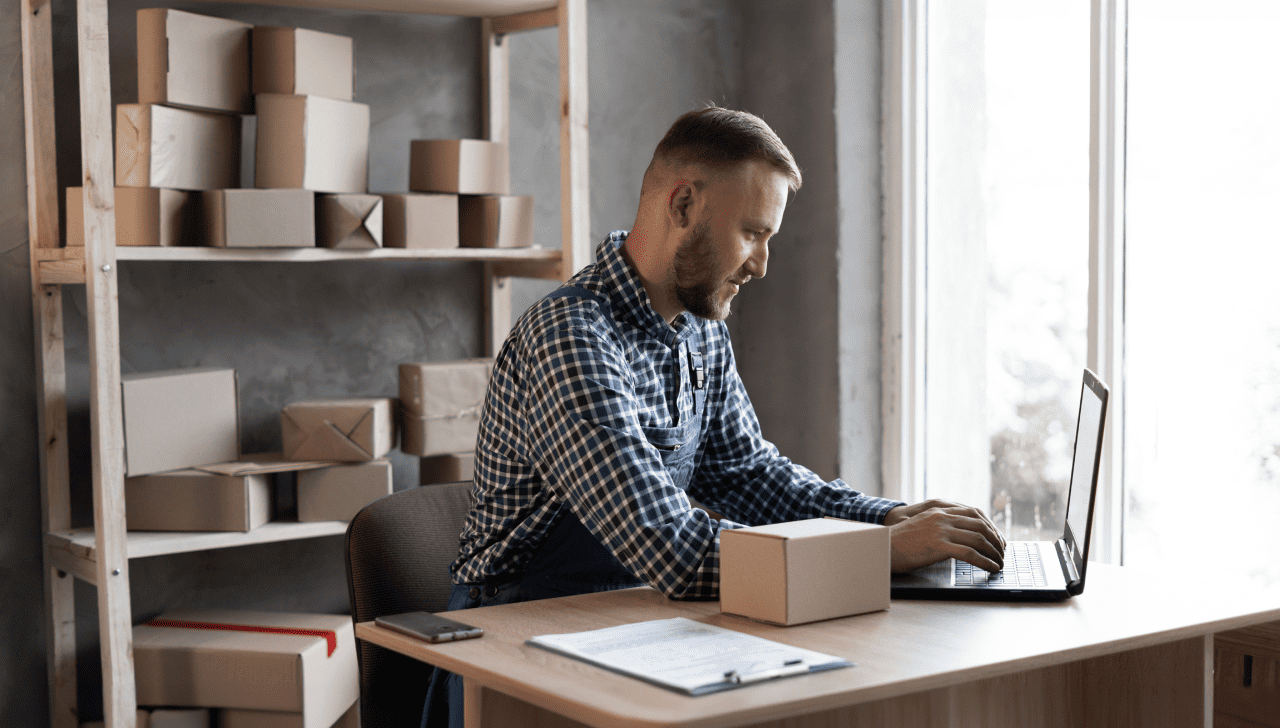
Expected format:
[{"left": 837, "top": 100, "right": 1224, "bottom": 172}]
[{"left": 18, "top": 1, "right": 588, "bottom": 726}]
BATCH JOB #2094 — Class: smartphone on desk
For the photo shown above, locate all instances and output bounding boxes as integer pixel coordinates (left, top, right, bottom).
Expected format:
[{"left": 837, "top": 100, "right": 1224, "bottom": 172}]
[{"left": 375, "top": 612, "right": 484, "bottom": 643}]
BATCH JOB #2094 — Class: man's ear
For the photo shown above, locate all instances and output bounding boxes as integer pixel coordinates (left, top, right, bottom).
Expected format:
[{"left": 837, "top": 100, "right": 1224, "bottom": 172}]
[{"left": 667, "top": 179, "right": 695, "bottom": 229}]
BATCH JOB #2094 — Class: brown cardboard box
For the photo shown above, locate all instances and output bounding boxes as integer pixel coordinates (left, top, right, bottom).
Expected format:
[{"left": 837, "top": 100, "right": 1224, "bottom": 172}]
[
  {"left": 318, "top": 194, "right": 382, "bottom": 249},
  {"left": 380, "top": 193, "right": 458, "bottom": 249},
  {"left": 255, "top": 94, "right": 370, "bottom": 194},
  {"left": 125, "top": 470, "right": 270, "bottom": 532},
  {"left": 205, "top": 189, "right": 316, "bottom": 248},
  {"left": 720, "top": 517, "right": 890, "bottom": 626},
  {"left": 297, "top": 460, "right": 393, "bottom": 522},
  {"left": 137, "top": 8, "right": 251, "bottom": 113},
  {"left": 459, "top": 194, "right": 533, "bottom": 248},
  {"left": 145, "top": 709, "right": 211, "bottom": 728},
  {"left": 66, "top": 186, "right": 195, "bottom": 247},
  {"left": 116, "top": 104, "right": 242, "bottom": 190},
  {"left": 399, "top": 360, "right": 492, "bottom": 457},
  {"left": 133, "top": 609, "right": 358, "bottom": 728},
  {"left": 221, "top": 701, "right": 358, "bottom": 728},
  {"left": 420, "top": 453, "right": 475, "bottom": 485},
  {"left": 122, "top": 368, "right": 240, "bottom": 477},
  {"left": 252, "top": 27, "right": 354, "bottom": 101},
  {"left": 409, "top": 139, "right": 509, "bottom": 195},
  {"left": 282, "top": 398, "right": 395, "bottom": 462}
]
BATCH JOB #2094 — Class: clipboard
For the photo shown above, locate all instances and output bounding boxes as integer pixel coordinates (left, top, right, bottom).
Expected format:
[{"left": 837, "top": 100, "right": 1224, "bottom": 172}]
[{"left": 526, "top": 617, "right": 853, "bottom": 696}]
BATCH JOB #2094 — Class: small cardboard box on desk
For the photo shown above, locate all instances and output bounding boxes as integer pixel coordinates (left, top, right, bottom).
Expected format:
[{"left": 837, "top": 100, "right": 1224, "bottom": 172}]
[
  {"left": 133, "top": 609, "right": 358, "bottom": 728},
  {"left": 399, "top": 360, "right": 493, "bottom": 456},
  {"left": 720, "top": 518, "right": 890, "bottom": 625},
  {"left": 282, "top": 398, "right": 395, "bottom": 462}
]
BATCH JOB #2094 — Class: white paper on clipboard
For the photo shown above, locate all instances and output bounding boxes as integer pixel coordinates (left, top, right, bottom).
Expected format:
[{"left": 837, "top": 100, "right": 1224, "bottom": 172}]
[{"left": 527, "top": 617, "right": 853, "bottom": 695}]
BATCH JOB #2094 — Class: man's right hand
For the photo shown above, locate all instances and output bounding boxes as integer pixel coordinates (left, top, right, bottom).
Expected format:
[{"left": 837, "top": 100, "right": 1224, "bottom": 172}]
[{"left": 883, "top": 499, "right": 1006, "bottom": 574}]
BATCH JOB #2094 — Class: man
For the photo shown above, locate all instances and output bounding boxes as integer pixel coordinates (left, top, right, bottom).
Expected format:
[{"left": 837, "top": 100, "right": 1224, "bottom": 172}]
[{"left": 423, "top": 106, "right": 1004, "bottom": 727}]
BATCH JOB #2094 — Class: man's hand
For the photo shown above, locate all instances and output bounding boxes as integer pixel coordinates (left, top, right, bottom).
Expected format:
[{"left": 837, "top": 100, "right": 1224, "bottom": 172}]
[{"left": 883, "top": 499, "right": 1006, "bottom": 574}]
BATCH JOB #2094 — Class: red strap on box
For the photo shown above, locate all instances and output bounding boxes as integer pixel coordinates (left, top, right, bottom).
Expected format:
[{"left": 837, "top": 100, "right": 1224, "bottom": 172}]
[{"left": 146, "top": 619, "right": 338, "bottom": 657}]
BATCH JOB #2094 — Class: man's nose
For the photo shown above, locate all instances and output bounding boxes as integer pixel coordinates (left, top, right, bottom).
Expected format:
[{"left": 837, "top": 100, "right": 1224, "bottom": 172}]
[{"left": 745, "top": 241, "right": 768, "bottom": 280}]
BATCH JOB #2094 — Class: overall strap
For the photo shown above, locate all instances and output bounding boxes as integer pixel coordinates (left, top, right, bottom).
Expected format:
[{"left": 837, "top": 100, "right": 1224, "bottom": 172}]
[{"left": 687, "top": 322, "right": 707, "bottom": 417}]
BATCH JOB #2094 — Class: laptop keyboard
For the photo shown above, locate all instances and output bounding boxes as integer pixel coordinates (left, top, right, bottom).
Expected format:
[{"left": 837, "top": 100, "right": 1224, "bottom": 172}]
[{"left": 954, "top": 542, "right": 1046, "bottom": 588}]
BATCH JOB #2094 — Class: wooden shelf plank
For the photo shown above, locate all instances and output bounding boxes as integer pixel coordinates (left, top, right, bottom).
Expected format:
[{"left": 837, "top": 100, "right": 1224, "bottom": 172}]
[
  {"left": 186, "top": 0, "right": 557, "bottom": 18},
  {"left": 47, "top": 521, "right": 349, "bottom": 562},
  {"left": 112, "top": 246, "right": 560, "bottom": 264}
]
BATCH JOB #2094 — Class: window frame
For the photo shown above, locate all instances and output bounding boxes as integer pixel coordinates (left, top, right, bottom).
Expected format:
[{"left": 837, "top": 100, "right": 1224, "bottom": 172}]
[{"left": 880, "top": 0, "right": 1127, "bottom": 564}]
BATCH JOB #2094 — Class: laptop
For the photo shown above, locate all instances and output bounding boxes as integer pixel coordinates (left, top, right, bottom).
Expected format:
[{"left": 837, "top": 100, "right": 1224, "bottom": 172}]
[{"left": 891, "top": 368, "right": 1109, "bottom": 601}]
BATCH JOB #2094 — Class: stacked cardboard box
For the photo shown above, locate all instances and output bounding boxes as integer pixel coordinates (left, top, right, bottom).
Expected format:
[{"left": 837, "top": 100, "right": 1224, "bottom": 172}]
[
  {"left": 93, "top": 9, "right": 374, "bottom": 250},
  {"left": 401, "top": 138, "right": 534, "bottom": 249},
  {"left": 420, "top": 452, "right": 475, "bottom": 485},
  {"left": 399, "top": 360, "right": 492, "bottom": 456},
  {"left": 297, "top": 460, "right": 393, "bottom": 522},
  {"left": 282, "top": 398, "right": 396, "bottom": 462}
]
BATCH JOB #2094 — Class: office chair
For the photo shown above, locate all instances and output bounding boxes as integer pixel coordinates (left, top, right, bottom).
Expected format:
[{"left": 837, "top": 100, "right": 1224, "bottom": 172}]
[{"left": 345, "top": 481, "right": 473, "bottom": 728}]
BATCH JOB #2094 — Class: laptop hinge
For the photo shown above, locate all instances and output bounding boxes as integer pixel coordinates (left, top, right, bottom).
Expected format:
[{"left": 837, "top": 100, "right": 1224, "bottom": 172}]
[{"left": 1057, "top": 539, "right": 1081, "bottom": 583}]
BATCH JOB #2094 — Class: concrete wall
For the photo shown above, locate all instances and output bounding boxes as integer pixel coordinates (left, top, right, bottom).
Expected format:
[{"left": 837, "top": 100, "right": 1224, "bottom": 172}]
[{"left": 0, "top": 0, "right": 883, "bottom": 722}]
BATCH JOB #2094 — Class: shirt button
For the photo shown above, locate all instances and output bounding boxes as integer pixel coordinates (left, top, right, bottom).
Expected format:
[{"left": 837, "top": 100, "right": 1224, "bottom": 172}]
[
  {"left": 468, "top": 586, "right": 480, "bottom": 600},
  {"left": 484, "top": 584, "right": 498, "bottom": 598}
]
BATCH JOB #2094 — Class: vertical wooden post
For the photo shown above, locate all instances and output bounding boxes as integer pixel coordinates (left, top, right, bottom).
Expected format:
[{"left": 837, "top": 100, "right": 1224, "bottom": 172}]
[
  {"left": 76, "top": 0, "right": 136, "bottom": 725},
  {"left": 559, "top": 0, "right": 589, "bottom": 278},
  {"left": 21, "top": 0, "right": 78, "bottom": 725},
  {"left": 482, "top": 17, "right": 513, "bottom": 356}
]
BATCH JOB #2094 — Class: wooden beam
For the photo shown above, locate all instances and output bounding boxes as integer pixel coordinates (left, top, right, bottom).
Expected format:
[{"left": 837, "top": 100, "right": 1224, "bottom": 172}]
[
  {"left": 75, "top": 0, "right": 137, "bottom": 725},
  {"left": 559, "top": 0, "right": 590, "bottom": 280},
  {"left": 39, "top": 260, "right": 86, "bottom": 284},
  {"left": 21, "top": 0, "right": 78, "bottom": 725},
  {"left": 481, "top": 19, "right": 514, "bottom": 355},
  {"left": 46, "top": 543, "right": 98, "bottom": 587},
  {"left": 490, "top": 7, "right": 557, "bottom": 35},
  {"left": 490, "top": 259, "right": 562, "bottom": 281}
]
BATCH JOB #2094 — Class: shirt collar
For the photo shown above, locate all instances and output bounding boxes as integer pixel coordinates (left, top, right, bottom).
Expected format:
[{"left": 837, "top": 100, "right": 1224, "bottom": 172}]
[{"left": 595, "top": 231, "right": 700, "bottom": 347}]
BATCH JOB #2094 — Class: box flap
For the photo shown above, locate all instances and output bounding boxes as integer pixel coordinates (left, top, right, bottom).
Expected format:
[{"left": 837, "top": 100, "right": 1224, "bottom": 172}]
[{"left": 195, "top": 452, "right": 336, "bottom": 476}]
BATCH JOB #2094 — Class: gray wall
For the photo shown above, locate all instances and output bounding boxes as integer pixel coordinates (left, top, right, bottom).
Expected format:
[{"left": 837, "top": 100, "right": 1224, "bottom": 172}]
[{"left": 0, "top": 0, "right": 883, "bottom": 722}]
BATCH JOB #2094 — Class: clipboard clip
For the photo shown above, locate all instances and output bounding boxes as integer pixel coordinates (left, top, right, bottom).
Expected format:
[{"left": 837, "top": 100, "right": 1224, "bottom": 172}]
[{"left": 722, "top": 658, "right": 807, "bottom": 685}]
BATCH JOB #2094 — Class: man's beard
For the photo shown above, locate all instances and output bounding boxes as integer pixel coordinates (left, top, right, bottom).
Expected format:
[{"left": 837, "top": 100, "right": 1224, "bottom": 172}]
[{"left": 672, "top": 220, "right": 729, "bottom": 320}]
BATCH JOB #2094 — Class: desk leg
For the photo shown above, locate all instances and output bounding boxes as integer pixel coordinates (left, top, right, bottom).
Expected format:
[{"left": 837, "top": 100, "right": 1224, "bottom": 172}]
[{"left": 463, "top": 678, "right": 592, "bottom": 728}]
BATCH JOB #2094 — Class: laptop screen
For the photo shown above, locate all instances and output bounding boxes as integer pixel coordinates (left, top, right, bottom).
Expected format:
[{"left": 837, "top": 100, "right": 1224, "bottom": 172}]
[{"left": 1062, "top": 370, "right": 1109, "bottom": 576}]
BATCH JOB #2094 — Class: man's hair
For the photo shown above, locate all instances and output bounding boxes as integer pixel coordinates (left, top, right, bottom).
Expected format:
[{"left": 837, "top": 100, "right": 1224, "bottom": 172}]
[{"left": 646, "top": 106, "right": 802, "bottom": 194}]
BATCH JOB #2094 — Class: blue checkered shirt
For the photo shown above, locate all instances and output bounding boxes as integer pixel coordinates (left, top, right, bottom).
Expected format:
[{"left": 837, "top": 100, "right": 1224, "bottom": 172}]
[{"left": 453, "top": 232, "right": 904, "bottom": 599}]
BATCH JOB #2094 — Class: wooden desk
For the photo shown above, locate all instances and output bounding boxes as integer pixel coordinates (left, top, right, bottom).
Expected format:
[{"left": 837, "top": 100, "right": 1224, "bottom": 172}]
[{"left": 356, "top": 564, "right": 1280, "bottom": 727}]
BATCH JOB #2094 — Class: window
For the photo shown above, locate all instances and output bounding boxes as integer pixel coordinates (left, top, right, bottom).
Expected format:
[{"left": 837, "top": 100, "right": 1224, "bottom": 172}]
[{"left": 886, "top": 0, "right": 1280, "bottom": 583}]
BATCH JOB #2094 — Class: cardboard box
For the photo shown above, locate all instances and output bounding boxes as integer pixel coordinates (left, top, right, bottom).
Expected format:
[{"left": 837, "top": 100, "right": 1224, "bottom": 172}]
[
  {"left": 116, "top": 103, "right": 242, "bottom": 190},
  {"left": 399, "top": 360, "right": 492, "bottom": 457},
  {"left": 205, "top": 189, "right": 316, "bottom": 248},
  {"left": 459, "top": 194, "right": 533, "bottom": 248},
  {"left": 318, "top": 194, "right": 382, "bottom": 249},
  {"left": 133, "top": 609, "right": 358, "bottom": 728},
  {"left": 253, "top": 27, "right": 354, "bottom": 101},
  {"left": 409, "top": 139, "right": 509, "bottom": 195},
  {"left": 125, "top": 470, "right": 270, "bottom": 532},
  {"left": 122, "top": 368, "right": 240, "bottom": 477},
  {"left": 297, "top": 460, "right": 393, "bottom": 522},
  {"left": 380, "top": 193, "right": 458, "bottom": 249},
  {"left": 720, "top": 518, "right": 890, "bottom": 626},
  {"left": 137, "top": 8, "right": 251, "bottom": 113},
  {"left": 256, "top": 94, "right": 369, "bottom": 194},
  {"left": 420, "top": 453, "right": 475, "bottom": 485},
  {"left": 221, "top": 701, "right": 358, "bottom": 728},
  {"left": 282, "top": 398, "right": 395, "bottom": 462},
  {"left": 147, "top": 709, "right": 210, "bottom": 728},
  {"left": 66, "top": 186, "right": 195, "bottom": 247}
]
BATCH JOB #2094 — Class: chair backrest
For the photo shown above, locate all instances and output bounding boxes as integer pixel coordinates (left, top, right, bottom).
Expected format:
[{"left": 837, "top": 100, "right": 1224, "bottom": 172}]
[{"left": 345, "top": 481, "right": 473, "bottom": 728}]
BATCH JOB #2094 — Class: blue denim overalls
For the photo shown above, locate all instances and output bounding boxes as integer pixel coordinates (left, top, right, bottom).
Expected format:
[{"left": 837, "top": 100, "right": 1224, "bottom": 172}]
[{"left": 421, "top": 285, "right": 708, "bottom": 728}]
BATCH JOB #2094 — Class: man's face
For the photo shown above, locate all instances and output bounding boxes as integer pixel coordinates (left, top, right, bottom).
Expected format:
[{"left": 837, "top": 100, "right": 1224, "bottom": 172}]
[{"left": 671, "top": 161, "right": 789, "bottom": 321}]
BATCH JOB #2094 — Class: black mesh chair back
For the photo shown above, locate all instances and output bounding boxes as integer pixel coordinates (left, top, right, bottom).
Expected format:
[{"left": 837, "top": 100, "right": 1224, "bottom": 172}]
[{"left": 345, "top": 481, "right": 473, "bottom": 728}]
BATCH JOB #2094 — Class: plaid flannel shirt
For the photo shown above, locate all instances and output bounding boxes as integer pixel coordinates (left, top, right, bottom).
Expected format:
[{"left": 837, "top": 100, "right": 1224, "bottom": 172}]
[{"left": 453, "top": 232, "right": 903, "bottom": 599}]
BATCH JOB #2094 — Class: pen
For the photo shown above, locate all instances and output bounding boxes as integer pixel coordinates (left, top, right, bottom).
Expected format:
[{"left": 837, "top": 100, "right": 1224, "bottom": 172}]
[{"left": 723, "top": 659, "right": 808, "bottom": 685}]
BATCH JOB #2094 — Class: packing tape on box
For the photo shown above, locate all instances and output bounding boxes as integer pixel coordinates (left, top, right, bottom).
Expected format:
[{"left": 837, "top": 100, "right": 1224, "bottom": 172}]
[
  {"left": 429, "top": 404, "right": 482, "bottom": 422},
  {"left": 146, "top": 618, "right": 338, "bottom": 657}
]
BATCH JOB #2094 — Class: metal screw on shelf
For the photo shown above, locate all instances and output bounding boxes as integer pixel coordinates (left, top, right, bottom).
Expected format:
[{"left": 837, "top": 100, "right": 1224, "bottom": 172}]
[
  {"left": 112, "top": 569, "right": 120, "bottom": 576},
  {"left": 101, "top": 264, "right": 111, "bottom": 272}
]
